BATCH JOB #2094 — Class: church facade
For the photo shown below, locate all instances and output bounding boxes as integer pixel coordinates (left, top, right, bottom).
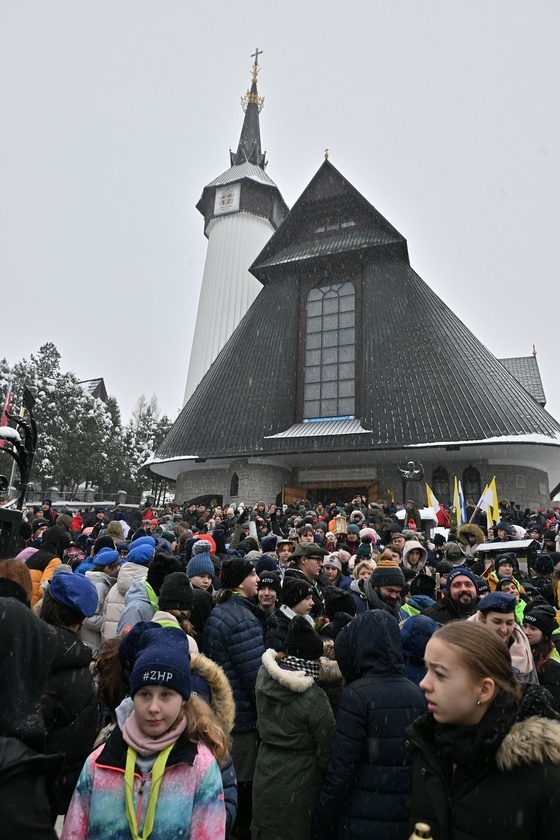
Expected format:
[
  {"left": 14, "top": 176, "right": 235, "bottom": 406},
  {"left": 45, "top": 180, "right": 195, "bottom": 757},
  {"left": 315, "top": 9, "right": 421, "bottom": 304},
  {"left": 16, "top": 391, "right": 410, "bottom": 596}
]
[{"left": 148, "top": 62, "right": 560, "bottom": 510}]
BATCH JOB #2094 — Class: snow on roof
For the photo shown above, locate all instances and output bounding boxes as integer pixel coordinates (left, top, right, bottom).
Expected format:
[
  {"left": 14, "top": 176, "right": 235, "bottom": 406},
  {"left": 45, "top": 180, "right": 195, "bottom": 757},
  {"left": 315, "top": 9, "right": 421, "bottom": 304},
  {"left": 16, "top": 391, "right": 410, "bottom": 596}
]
[
  {"left": 407, "top": 432, "right": 560, "bottom": 448},
  {"left": 206, "top": 162, "right": 278, "bottom": 188},
  {"left": 265, "top": 419, "right": 371, "bottom": 439}
]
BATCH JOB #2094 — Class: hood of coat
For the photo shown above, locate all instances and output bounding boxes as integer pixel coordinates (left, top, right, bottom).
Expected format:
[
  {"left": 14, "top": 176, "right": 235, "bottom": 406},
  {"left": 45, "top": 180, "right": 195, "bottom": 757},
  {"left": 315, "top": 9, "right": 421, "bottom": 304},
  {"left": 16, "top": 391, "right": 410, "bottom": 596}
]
[
  {"left": 116, "top": 562, "right": 147, "bottom": 596},
  {"left": 334, "top": 610, "right": 404, "bottom": 683},
  {"left": 85, "top": 569, "right": 115, "bottom": 591},
  {"left": 123, "top": 576, "right": 150, "bottom": 605},
  {"left": 407, "top": 594, "right": 435, "bottom": 612},
  {"left": 318, "top": 654, "right": 343, "bottom": 685},
  {"left": 259, "top": 647, "right": 315, "bottom": 699},
  {"left": 190, "top": 652, "right": 236, "bottom": 734},
  {"left": 349, "top": 578, "right": 365, "bottom": 597},
  {"left": 402, "top": 540, "right": 428, "bottom": 572},
  {"left": 497, "top": 716, "right": 560, "bottom": 771},
  {"left": 457, "top": 523, "right": 486, "bottom": 548},
  {"left": 401, "top": 615, "right": 440, "bottom": 665}
]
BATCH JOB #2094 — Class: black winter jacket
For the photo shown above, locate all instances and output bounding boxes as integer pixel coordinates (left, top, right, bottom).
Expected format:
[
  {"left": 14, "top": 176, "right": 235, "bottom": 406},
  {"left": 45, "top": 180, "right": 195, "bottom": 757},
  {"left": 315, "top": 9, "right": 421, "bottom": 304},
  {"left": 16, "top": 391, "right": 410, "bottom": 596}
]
[
  {"left": 41, "top": 626, "right": 98, "bottom": 812},
  {"left": 0, "top": 599, "right": 64, "bottom": 838},
  {"left": 422, "top": 595, "right": 477, "bottom": 624},
  {"left": 200, "top": 592, "right": 265, "bottom": 733},
  {"left": 406, "top": 684, "right": 560, "bottom": 840},
  {"left": 312, "top": 611, "right": 426, "bottom": 840},
  {"left": 263, "top": 608, "right": 290, "bottom": 652},
  {"left": 0, "top": 736, "right": 62, "bottom": 839}
]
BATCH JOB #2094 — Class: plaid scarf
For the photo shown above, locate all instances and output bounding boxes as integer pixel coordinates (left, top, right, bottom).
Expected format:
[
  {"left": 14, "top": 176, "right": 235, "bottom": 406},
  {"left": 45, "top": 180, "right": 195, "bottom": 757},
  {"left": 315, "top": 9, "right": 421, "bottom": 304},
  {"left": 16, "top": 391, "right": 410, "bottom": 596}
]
[{"left": 281, "top": 655, "right": 320, "bottom": 680}]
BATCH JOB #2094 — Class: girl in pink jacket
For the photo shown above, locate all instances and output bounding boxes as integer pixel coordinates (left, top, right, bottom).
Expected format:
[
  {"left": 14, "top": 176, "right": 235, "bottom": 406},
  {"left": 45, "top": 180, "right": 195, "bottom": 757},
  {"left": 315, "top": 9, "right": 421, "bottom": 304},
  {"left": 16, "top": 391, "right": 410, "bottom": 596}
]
[{"left": 62, "top": 627, "right": 227, "bottom": 840}]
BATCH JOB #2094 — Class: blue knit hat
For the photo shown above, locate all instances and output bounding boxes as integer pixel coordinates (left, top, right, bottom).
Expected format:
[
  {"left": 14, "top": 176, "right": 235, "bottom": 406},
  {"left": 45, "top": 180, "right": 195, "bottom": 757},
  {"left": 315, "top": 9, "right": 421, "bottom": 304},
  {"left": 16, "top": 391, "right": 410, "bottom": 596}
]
[
  {"left": 260, "top": 534, "right": 278, "bottom": 553},
  {"left": 255, "top": 554, "right": 279, "bottom": 574},
  {"left": 445, "top": 567, "right": 479, "bottom": 594},
  {"left": 127, "top": 536, "right": 156, "bottom": 566},
  {"left": 49, "top": 573, "right": 98, "bottom": 617},
  {"left": 130, "top": 626, "right": 191, "bottom": 700},
  {"left": 92, "top": 547, "right": 120, "bottom": 567},
  {"left": 187, "top": 551, "right": 215, "bottom": 579}
]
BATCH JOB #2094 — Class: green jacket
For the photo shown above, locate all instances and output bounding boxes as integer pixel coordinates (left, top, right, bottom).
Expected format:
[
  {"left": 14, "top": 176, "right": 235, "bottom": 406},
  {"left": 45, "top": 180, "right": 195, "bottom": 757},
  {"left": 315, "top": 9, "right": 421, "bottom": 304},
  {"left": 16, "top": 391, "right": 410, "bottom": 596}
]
[{"left": 252, "top": 649, "right": 335, "bottom": 840}]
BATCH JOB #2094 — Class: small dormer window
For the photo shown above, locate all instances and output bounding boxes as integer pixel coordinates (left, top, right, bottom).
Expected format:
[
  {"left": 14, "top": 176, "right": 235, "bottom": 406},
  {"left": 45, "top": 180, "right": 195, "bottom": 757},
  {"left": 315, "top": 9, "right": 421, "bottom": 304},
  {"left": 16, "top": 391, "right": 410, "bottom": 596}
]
[{"left": 314, "top": 216, "right": 355, "bottom": 234}]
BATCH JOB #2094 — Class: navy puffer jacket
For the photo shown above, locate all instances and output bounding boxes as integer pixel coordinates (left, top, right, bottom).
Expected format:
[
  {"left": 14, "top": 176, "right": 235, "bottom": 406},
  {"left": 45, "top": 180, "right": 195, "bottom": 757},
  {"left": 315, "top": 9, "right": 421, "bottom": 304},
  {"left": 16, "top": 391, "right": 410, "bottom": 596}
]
[
  {"left": 200, "top": 592, "right": 265, "bottom": 733},
  {"left": 312, "top": 611, "right": 426, "bottom": 840}
]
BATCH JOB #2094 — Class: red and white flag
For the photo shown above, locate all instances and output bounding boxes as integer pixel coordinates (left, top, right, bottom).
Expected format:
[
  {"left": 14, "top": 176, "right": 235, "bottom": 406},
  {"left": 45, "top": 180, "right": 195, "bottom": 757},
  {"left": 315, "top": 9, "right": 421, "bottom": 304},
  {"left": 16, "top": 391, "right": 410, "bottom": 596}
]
[{"left": 0, "top": 381, "right": 13, "bottom": 448}]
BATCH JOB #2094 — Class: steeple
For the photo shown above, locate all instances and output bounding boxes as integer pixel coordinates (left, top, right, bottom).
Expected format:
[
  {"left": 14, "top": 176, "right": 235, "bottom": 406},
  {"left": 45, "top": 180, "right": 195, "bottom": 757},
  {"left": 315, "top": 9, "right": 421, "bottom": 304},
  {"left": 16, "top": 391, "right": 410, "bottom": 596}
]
[{"left": 230, "top": 48, "right": 266, "bottom": 168}]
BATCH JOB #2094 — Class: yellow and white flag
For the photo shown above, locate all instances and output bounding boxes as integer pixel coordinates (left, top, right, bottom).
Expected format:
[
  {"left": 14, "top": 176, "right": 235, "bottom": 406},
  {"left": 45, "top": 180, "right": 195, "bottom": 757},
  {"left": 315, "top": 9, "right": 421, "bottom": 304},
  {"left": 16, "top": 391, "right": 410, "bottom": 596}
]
[
  {"left": 426, "top": 483, "right": 440, "bottom": 513},
  {"left": 476, "top": 477, "right": 499, "bottom": 527}
]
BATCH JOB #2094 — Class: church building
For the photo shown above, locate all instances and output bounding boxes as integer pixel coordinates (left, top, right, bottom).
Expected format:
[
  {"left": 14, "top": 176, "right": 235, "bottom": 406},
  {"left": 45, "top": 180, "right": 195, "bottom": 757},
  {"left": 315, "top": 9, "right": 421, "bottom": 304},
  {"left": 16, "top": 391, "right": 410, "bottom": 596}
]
[{"left": 148, "top": 57, "right": 560, "bottom": 509}]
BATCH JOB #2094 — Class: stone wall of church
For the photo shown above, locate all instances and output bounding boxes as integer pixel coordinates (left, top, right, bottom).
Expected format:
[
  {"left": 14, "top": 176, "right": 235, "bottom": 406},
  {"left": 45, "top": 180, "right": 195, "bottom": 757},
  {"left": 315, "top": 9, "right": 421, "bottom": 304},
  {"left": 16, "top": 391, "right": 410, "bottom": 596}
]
[
  {"left": 174, "top": 458, "right": 550, "bottom": 511},
  {"left": 174, "top": 460, "right": 293, "bottom": 506},
  {"left": 374, "top": 459, "right": 550, "bottom": 512}
]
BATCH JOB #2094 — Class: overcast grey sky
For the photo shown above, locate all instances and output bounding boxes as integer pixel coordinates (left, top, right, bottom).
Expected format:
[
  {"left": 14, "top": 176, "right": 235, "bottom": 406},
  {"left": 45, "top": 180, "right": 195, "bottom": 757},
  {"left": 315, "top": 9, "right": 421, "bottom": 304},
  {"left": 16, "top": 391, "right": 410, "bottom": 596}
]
[{"left": 1, "top": 1, "right": 558, "bottom": 426}]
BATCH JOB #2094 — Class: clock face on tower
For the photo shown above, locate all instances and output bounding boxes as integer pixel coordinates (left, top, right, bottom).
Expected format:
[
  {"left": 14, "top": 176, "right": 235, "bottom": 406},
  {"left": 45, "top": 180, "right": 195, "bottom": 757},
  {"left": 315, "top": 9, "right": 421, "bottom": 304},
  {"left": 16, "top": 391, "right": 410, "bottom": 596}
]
[{"left": 214, "top": 182, "right": 241, "bottom": 215}]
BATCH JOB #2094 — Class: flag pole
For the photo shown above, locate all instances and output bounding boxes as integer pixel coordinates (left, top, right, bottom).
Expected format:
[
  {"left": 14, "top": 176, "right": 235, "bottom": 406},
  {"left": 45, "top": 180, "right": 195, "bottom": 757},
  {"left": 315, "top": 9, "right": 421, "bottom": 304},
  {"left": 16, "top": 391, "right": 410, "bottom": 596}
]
[{"left": 468, "top": 505, "right": 480, "bottom": 524}]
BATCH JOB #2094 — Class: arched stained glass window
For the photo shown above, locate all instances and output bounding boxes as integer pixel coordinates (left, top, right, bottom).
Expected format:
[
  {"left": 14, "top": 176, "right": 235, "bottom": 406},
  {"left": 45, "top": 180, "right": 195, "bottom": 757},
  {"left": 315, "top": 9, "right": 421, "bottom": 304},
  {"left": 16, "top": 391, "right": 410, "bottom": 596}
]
[
  {"left": 462, "top": 466, "right": 481, "bottom": 502},
  {"left": 230, "top": 472, "right": 239, "bottom": 497},
  {"left": 303, "top": 281, "right": 355, "bottom": 420},
  {"left": 432, "top": 467, "right": 450, "bottom": 504}
]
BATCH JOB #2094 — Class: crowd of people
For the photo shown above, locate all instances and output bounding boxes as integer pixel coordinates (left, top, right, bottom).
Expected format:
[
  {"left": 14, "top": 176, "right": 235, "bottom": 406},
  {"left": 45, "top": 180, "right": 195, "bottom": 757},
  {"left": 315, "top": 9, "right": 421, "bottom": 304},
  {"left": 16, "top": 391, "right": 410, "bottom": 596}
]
[{"left": 2, "top": 492, "right": 560, "bottom": 839}]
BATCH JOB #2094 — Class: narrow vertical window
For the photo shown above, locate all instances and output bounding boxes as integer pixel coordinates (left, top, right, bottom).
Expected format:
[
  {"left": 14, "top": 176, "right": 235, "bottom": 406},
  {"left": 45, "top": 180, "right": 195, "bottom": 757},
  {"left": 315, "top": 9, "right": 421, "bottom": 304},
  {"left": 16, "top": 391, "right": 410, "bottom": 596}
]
[
  {"left": 230, "top": 472, "right": 239, "bottom": 497},
  {"left": 462, "top": 466, "right": 481, "bottom": 502},
  {"left": 432, "top": 467, "right": 450, "bottom": 504},
  {"left": 303, "top": 282, "right": 355, "bottom": 420}
]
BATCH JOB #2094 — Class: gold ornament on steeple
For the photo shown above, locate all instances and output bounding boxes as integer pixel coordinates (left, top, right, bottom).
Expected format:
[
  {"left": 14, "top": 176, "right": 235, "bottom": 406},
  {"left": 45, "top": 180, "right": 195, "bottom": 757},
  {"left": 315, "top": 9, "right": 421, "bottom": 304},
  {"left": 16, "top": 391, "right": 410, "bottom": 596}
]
[
  {"left": 532, "top": 344, "right": 537, "bottom": 357},
  {"left": 241, "top": 48, "right": 265, "bottom": 113},
  {"left": 324, "top": 148, "right": 329, "bottom": 159}
]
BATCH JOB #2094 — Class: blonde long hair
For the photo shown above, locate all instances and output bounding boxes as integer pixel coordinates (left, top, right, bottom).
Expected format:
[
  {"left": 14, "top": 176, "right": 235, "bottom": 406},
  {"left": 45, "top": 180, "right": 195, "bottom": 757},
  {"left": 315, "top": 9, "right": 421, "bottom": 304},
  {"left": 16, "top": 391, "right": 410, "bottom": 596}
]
[{"left": 180, "top": 694, "right": 230, "bottom": 766}]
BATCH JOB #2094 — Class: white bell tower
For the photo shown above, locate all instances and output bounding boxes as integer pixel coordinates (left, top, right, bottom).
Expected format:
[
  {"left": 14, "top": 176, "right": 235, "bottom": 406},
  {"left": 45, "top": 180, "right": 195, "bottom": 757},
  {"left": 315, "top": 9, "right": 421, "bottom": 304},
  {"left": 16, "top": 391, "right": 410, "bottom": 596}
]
[{"left": 183, "top": 50, "right": 288, "bottom": 405}]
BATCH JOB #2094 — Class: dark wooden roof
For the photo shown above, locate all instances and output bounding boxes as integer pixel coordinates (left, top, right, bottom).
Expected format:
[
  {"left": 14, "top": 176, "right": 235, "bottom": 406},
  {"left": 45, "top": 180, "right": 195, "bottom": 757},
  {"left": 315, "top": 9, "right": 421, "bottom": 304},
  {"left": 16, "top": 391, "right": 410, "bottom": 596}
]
[
  {"left": 499, "top": 356, "right": 546, "bottom": 406},
  {"left": 79, "top": 378, "right": 108, "bottom": 403},
  {"left": 154, "top": 162, "right": 560, "bottom": 466},
  {"left": 251, "top": 160, "right": 408, "bottom": 281}
]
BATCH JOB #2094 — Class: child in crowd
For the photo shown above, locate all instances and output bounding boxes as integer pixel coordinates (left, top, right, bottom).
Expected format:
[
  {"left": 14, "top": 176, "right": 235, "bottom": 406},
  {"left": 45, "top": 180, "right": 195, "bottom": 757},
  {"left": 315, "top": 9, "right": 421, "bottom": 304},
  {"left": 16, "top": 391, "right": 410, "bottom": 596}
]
[{"left": 62, "top": 628, "right": 226, "bottom": 839}]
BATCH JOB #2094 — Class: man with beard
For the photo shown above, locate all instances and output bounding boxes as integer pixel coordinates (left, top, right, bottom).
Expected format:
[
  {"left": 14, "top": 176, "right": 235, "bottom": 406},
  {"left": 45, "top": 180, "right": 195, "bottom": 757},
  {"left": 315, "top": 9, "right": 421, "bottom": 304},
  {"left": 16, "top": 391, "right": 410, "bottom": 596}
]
[
  {"left": 422, "top": 567, "right": 479, "bottom": 624},
  {"left": 362, "top": 556, "right": 406, "bottom": 617}
]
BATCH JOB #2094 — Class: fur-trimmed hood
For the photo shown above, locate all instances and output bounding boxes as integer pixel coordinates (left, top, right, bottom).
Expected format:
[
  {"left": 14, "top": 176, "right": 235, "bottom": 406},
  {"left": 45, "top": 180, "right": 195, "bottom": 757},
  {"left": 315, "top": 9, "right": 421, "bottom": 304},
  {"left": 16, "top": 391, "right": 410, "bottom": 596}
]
[
  {"left": 318, "top": 654, "right": 343, "bottom": 685},
  {"left": 496, "top": 716, "right": 560, "bottom": 771},
  {"left": 457, "top": 523, "right": 486, "bottom": 547},
  {"left": 190, "top": 652, "right": 236, "bottom": 734},
  {"left": 259, "top": 647, "right": 315, "bottom": 694}
]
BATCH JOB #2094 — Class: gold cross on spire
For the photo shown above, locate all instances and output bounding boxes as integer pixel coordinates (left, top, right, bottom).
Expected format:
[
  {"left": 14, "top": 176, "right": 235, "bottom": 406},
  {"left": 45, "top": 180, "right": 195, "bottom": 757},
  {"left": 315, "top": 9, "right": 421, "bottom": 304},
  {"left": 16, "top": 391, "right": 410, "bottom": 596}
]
[
  {"left": 324, "top": 148, "right": 329, "bottom": 159},
  {"left": 251, "top": 48, "right": 263, "bottom": 82}
]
